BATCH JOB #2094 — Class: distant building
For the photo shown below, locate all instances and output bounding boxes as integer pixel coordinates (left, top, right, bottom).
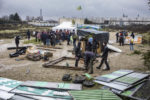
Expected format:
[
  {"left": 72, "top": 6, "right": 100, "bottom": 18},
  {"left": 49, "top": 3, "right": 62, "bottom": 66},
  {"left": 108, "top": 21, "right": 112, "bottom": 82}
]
[
  {"left": 28, "top": 20, "right": 58, "bottom": 27},
  {"left": 59, "top": 18, "right": 85, "bottom": 25},
  {"left": 88, "top": 17, "right": 150, "bottom": 26},
  {"left": 26, "top": 9, "right": 43, "bottom": 22},
  {"left": 40, "top": 9, "right": 43, "bottom": 21},
  {"left": 26, "top": 16, "right": 35, "bottom": 21}
]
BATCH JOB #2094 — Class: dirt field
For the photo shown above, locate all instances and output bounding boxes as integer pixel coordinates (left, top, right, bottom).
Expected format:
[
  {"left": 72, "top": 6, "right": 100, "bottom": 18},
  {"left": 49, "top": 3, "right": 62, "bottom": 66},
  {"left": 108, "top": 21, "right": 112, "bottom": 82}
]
[{"left": 0, "top": 32, "right": 150, "bottom": 83}]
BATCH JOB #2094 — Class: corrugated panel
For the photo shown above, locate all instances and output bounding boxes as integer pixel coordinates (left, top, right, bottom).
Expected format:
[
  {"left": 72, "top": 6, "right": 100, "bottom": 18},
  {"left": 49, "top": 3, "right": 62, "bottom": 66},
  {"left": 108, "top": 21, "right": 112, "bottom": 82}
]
[
  {"left": 21, "top": 81, "right": 82, "bottom": 91},
  {"left": 0, "top": 77, "right": 22, "bottom": 91},
  {"left": 10, "top": 95, "right": 36, "bottom": 100},
  {"left": 95, "top": 70, "right": 133, "bottom": 82},
  {"left": 132, "top": 80, "right": 150, "bottom": 100},
  {"left": 11, "top": 86, "right": 72, "bottom": 99},
  {"left": 69, "top": 89, "right": 121, "bottom": 100},
  {"left": 116, "top": 73, "right": 149, "bottom": 85},
  {"left": 0, "top": 90, "right": 14, "bottom": 100}
]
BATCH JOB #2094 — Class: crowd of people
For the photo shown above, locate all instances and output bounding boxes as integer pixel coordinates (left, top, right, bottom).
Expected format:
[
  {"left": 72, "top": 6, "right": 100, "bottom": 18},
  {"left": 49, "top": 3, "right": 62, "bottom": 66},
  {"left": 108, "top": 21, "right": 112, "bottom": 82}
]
[
  {"left": 26, "top": 29, "right": 78, "bottom": 48},
  {"left": 14, "top": 29, "right": 111, "bottom": 74},
  {"left": 13, "top": 28, "right": 139, "bottom": 74},
  {"left": 116, "top": 31, "right": 135, "bottom": 50}
]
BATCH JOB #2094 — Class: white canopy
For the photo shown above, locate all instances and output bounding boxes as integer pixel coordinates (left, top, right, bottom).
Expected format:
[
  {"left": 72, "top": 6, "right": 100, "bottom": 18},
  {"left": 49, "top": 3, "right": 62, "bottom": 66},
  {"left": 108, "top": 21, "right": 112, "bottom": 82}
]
[{"left": 52, "top": 22, "right": 76, "bottom": 32}]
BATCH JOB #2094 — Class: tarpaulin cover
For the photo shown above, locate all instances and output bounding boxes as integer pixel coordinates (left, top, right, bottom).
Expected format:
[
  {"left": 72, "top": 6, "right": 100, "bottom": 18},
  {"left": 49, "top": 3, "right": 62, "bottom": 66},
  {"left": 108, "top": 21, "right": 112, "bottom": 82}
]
[{"left": 77, "top": 29, "right": 109, "bottom": 43}]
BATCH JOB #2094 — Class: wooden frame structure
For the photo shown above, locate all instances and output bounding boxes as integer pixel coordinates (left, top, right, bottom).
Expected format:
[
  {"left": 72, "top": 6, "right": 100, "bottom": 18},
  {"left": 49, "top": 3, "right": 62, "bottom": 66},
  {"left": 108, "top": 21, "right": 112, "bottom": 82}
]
[{"left": 42, "top": 56, "right": 84, "bottom": 71}]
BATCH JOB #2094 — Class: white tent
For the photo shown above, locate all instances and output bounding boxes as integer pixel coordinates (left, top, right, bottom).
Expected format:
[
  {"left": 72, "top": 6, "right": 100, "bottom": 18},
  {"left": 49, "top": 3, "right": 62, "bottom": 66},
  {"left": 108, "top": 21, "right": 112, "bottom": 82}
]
[{"left": 52, "top": 22, "right": 76, "bottom": 32}]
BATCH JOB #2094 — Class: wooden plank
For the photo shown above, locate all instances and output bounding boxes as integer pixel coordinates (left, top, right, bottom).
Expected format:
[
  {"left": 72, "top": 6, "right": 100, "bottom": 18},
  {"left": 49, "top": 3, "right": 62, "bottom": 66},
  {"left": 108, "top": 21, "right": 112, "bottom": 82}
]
[
  {"left": 51, "top": 65, "right": 84, "bottom": 71},
  {"left": 36, "top": 45, "right": 62, "bottom": 49},
  {"left": 37, "top": 47, "right": 56, "bottom": 51},
  {"left": 43, "top": 57, "right": 76, "bottom": 68},
  {"left": 43, "top": 57, "right": 65, "bottom": 67},
  {"left": 7, "top": 46, "right": 31, "bottom": 50}
]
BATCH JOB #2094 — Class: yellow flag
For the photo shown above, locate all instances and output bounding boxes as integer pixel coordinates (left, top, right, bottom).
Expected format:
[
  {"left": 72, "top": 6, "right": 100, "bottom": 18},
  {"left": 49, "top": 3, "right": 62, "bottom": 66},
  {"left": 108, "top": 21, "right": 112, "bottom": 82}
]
[{"left": 77, "top": 5, "right": 82, "bottom": 11}]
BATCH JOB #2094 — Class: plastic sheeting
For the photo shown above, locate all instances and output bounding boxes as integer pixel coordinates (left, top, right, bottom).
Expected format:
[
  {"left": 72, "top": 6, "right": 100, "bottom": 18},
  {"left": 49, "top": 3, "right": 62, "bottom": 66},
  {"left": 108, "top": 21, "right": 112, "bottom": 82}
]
[{"left": 77, "top": 29, "right": 109, "bottom": 44}]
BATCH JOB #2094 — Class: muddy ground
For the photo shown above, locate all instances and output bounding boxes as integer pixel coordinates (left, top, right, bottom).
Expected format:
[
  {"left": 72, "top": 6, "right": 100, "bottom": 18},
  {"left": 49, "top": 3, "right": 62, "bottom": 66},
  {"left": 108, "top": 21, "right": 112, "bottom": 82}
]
[{"left": 0, "top": 32, "right": 149, "bottom": 84}]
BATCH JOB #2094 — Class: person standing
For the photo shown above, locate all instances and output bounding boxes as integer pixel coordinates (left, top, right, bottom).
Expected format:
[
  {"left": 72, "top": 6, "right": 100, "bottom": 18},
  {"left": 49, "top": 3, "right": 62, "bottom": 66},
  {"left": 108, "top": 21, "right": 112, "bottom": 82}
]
[
  {"left": 130, "top": 38, "right": 134, "bottom": 51},
  {"left": 119, "top": 32, "right": 124, "bottom": 46},
  {"left": 51, "top": 32, "right": 56, "bottom": 47},
  {"left": 96, "top": 42, "right": 110, "bottom": 71},
  {"left": 116, "top": 32, "right": 119, "bottom": 43},
  {"left": 27, "top": 30, "right": 31, "bottom": 40},
  {"left": 35, "top": 31, "right": 38, "bottom": 42},
  {"left": 92, "top": 37, "right": 99, "bottom": 53},
  {"left": 72, "top": 30, "right": 77, "bottom": 51},
  {"left": 37, "top": 31, "right": 41, "bottom": 42},
  {"left": 15, "top": 36, "right": 21, "bottom": 52},
  {"left": 75, "top": 41, "right": 82, "bottom": 67},
  {"left": 131, "top": 32, "right": 135, "bottom": 39},
  {"left": 46, "top": 32, "right": 50, "bottom": 47},
  {"left": 66, "top": 30, "right": 70, "bottom": 45}
]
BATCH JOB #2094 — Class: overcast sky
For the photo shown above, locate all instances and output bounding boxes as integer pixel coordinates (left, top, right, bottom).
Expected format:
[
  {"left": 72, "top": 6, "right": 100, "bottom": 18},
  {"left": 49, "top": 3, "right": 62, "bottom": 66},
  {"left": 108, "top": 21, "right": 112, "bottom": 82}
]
[{"left": 0, "top": 0, "right": 149, "bottom": 20}]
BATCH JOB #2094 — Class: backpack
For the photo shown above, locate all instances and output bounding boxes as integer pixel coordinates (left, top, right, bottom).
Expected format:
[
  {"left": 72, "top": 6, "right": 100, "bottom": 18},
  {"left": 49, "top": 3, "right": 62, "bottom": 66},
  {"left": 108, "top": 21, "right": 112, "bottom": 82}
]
[{"left": 130, "top": 39, "right": 134, "bottom": 44}]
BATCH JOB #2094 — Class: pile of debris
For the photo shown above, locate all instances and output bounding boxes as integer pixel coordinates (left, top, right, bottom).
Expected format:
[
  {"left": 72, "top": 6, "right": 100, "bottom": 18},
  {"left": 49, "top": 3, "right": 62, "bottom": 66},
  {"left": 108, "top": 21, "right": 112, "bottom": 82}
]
[
  {"left": 94, "top": 69, "right": 150, "bottom": 100},
  {"left": 0, "top": 77, "right": 121, "bottom": 100},
  {"left": 62, "top": 73, "right": 95, "bottom": 87},
  {"left": 9, "top": 47, "right": 27, "bottom": 58},
  {"left": 8, "top": 46, "right": 53, "bottom": 61}
]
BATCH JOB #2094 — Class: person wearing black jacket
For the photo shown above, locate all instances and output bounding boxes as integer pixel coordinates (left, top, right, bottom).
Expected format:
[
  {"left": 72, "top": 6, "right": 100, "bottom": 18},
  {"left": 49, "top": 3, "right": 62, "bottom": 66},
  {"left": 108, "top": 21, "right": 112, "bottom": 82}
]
[
  {"left": 96, "top": 42, "right": 110, "bottom": 70},
  {"left": 15, "top": 36, "right": 21, "bottom": 52},
  {"left": 35, "top": 31, "right": 38, "bottom": 42},
  {"left": 116, "top": 32, "right": 119, "bottom": 43},
  {"left": 27, "top": 30, "right": 30, "bottom": 40},
  {"left": 92, "top": 38, "right": 99, "bottom": 53},
  {"left": 75, "top": 41, "right": 82, "bottom": 67},
  {"left": 131, "top": 32, "right": 135, "bottom": 39}
]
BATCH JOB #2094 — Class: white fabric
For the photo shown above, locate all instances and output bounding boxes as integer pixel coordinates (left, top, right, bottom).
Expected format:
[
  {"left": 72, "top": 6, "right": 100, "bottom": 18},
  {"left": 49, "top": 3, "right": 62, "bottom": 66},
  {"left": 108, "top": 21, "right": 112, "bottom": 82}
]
[{"left": 52, "top": 22, "right": 76, "bottom": 31}]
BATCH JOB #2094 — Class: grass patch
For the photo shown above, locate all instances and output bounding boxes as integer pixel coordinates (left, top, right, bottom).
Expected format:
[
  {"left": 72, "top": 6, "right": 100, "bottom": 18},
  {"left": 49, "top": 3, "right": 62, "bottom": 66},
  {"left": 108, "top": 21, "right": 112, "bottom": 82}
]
[
  {"left": 142, "top": 32, "right": 150, "bottom": 45},
  {"left": 23, "top": 39, "right": 42, "bottom": 44},
  {"left": 127, "top": 50, "right": 142, "bottom": 56},
  {"left": 132, "top": 50, "right": 142, "bottom": 55},
  {"left": 0, "top": 30, "right": 19, "bottom": 34},
  {"left": 143, "top": 50, "right": 150, "bottom": 70}
]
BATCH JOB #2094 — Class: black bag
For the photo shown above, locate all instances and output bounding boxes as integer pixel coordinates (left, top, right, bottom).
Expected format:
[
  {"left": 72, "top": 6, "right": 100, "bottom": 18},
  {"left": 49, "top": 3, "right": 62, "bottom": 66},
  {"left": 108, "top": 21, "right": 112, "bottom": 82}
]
[
  {"left": 83, "top": 80, "right": 95, "bottom": 87},
  {"left": 62, "top": 74, "right": 72, "bottom": 81},
  {"left": 43, "top": 55, "right": 49, "bottom": 61},
  {"left": 9, "top": 53, "right": 19, "bottom": 58},
  {"left": 73, "top": 75, "right": 86, "bottom": 83}
]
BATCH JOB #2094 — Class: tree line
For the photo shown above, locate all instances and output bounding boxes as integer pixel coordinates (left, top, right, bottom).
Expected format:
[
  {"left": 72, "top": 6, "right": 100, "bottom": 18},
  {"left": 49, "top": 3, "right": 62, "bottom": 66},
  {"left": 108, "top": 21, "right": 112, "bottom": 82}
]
[{"left": 0, "top": 13, "right": 22, "bottom": 24}]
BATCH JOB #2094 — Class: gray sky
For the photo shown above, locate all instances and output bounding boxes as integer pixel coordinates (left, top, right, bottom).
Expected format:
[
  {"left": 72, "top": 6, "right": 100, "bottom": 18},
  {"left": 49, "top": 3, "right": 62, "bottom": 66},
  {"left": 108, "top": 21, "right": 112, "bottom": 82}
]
[{"left": 0, "top": 0, "right": 149, "bottom": 20}]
